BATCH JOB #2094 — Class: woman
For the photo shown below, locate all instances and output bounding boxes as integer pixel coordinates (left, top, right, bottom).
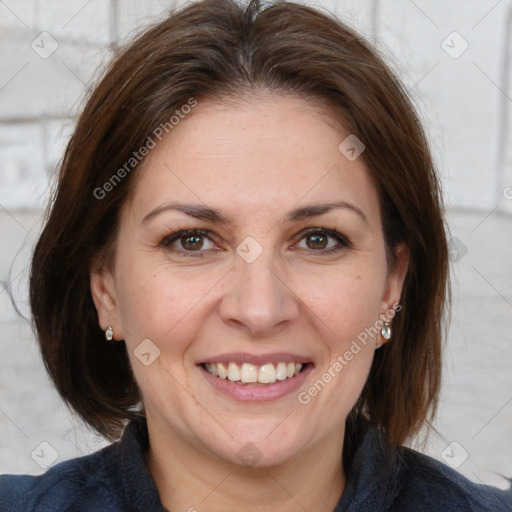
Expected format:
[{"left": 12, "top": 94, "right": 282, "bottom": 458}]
[{"left": 1, "top": 0, "right": 510, "bottom": 510}]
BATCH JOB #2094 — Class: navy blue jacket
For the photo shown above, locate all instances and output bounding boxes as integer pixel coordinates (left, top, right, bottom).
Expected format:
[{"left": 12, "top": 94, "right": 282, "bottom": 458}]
[{"left": 1, "top": 416, "right": 510, "bottom": 511}]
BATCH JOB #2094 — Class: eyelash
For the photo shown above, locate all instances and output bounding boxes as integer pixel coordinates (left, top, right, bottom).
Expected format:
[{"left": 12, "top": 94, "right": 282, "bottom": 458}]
[{"left": 159, "top": 228, "right": 351, "bottom": 257}]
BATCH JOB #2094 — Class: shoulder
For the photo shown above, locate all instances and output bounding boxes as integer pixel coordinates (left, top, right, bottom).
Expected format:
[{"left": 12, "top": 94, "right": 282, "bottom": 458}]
[
  {"left": 0, "top": 442, "right": 125, "bottom": 512},
  {"left": 394, "top": 446, "right": 512, "bottom": 511}
]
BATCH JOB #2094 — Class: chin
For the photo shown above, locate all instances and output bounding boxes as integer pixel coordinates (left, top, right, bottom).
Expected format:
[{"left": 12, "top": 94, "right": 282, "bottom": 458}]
[{"left": 205, "top": 425, "right": 311, "bottom": 469}]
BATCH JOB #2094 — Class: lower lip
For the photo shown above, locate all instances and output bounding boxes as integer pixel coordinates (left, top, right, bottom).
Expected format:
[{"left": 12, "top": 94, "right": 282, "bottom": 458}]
[{"left": 199, "top": 364, "right": 314, "bottom": 403}]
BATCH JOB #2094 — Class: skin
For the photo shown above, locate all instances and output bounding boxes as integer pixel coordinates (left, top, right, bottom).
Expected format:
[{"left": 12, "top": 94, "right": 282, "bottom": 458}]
[{"left": 91, "top": 93, "right": 409, "bottom": 512}]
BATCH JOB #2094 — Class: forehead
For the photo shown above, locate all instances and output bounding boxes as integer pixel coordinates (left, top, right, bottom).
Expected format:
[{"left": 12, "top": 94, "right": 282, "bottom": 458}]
[{"left": 125, "top": 94, "right": 380, "bottom": 225}]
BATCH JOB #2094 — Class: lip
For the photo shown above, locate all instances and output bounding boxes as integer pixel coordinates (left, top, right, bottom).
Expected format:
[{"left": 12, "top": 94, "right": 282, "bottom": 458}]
[
  {"left": 197, "top": 352, "right": 312, "bottom": 367},
  {"left": 198, "top": 362, "right": 314, "bottom": 403}
]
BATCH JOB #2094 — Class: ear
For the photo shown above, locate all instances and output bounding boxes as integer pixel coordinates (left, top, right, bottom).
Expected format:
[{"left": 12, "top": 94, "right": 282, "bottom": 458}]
[
  {"left": 90, "top": 265, "right": 125, "bottom": 341},
  {"left": 378, "top": 243, "right": 409, "bottom": 344}
]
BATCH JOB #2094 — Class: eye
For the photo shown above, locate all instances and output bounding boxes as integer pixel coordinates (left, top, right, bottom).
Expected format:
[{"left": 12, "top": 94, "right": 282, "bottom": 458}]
[
  {"left": 160, "top": 229, "right": 216, "bottom": 255},
  {"left": 295, "top": 228, "right": 350, "bottom": 254},
  {"left": 159, "top": 227, "right": 350, "bottom": 257}
]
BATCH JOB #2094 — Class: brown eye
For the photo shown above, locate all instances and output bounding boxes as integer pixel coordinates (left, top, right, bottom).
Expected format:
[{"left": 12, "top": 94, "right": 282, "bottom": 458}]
[
  {"left": 160, "top": 229, "right": 215, "bottom": 255},
  {"left": 181, "top": 233, "right": 204, "bottom": 250},
  {"left": 296, "top": 228, "right": 350, "bottom": 254},
  {"left": 306, "top": 232, "right": 328, "bottom": 250}
]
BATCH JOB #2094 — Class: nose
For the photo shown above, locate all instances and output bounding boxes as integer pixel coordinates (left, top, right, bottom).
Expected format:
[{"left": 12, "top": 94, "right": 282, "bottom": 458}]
[{"left": 218, "top": 251, "right": 300, "bottom": 337}]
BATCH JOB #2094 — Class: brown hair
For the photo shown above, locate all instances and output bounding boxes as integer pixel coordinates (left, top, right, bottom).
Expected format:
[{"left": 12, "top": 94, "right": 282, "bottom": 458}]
[{"left": 29, "top": 0, "right": 449, "bottom": 445}]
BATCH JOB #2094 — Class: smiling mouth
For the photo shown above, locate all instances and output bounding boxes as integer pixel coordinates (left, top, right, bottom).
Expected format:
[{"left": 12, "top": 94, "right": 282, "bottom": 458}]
[{"left": 201, "top": 361, "right": 311, "bottom": 385}]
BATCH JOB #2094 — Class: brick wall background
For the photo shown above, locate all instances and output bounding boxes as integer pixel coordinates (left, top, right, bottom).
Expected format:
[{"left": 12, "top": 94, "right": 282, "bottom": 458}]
[{"left": 1, "top": 0, "right": 511, "bottom": 491}]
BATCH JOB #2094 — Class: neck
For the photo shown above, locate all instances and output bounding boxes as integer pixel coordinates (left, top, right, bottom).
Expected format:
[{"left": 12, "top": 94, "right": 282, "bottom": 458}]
[{"left": 147, "top": 421, "right": 346, "bottom": 512}]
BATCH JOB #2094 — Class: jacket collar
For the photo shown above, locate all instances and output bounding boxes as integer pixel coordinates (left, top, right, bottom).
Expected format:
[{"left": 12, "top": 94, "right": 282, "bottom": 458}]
[
  {"left": 119, "top": 415, "right": 169, "bottom": 512},
  {"left": 334, "top": 423, "right": 401, "bottom": 511}
]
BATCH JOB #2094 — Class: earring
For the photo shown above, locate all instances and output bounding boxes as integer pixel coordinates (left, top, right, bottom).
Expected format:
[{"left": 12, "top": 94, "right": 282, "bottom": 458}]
[
  {"left": 105, "top": 326, "right": 114, "bottom": 341},
  {"left": 381, "top": 321, "right": 392, "bottom": 342}
]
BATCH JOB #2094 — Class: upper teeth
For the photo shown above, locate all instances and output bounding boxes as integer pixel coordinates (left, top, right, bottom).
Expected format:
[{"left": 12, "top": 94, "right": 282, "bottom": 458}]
[{"left": 205, "top": 362, "right": 304, "bottom": 384}]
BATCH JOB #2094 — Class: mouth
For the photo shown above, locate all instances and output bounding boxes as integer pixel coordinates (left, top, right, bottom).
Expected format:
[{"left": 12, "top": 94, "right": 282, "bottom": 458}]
[
  {"left": 201, "top": 361, "right": 311, "bottom": 385},
  {"left": 197, "top": 354, "right": 314, "bottom": 402}
]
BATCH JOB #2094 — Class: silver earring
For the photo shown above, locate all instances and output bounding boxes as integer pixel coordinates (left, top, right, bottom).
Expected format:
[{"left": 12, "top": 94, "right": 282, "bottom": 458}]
[
  {"left": 105, "top": 326, "right": 114, "bottom": 341},
  {"left": 381, "top": 321, "right": 392, "bottom": 341}
]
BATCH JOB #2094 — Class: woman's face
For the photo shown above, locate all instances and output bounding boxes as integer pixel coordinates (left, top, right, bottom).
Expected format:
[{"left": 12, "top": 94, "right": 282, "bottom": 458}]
[{"left": 92, "top": 94, "right": 408, "bottom": 467}]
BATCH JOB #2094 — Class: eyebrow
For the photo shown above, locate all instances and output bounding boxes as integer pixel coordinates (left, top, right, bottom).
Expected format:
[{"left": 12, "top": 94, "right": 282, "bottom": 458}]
[{"left": 141, "top": 200, "right": 368, "bottom": 225}]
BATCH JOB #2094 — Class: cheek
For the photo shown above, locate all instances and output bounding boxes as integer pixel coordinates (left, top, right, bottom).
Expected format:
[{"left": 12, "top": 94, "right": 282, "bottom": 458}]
[
  {"left": 294, "top": 268, "right": 381, "bottom": 424},
  {"left": 294, "top": 260, "right": 385, "bottom": 400},
  {"left": 296, "top": 263, "right": 384, "bottom": 348},
  {"left": 114, "top": 254, "right": 226, "bottom": 361}
]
